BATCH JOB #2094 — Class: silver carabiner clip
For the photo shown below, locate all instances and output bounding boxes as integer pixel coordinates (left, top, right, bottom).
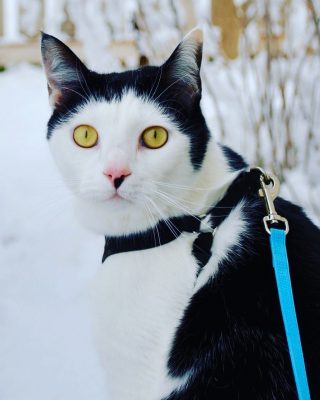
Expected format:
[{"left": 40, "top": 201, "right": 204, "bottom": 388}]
[{"left": 251, "top": 168, "right": 289, "bottom": 235}]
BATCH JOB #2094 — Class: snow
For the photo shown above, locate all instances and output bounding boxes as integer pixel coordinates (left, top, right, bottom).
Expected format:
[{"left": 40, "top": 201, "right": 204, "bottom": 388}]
[{"left": 0, "top": 64, "right": 107, "bottom": 399}]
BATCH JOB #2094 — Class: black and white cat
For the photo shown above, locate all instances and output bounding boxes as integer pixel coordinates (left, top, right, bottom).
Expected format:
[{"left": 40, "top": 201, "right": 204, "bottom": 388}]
[{"left": 41, "top": 29, "right": 320, "bottom": 399}]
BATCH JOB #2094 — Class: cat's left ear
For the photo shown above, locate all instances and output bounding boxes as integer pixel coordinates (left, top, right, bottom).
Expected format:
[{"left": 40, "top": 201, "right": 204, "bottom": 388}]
[
  {"left": 163, "top": 28, "right": 203, "bottom": 97},
  {"left": 41, "top": 32, "right": 88, "bottom": 108}
]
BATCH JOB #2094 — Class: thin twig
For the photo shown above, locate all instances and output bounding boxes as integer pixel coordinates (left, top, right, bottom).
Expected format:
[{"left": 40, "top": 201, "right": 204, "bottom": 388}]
[{"left": 307, "top": 0, "right": 320, "bottom": 55}]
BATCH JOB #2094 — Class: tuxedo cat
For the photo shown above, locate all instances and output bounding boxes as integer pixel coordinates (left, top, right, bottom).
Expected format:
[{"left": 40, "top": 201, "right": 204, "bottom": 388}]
[{"left": 41, "top": 29, "right": 320, "bottom": 399}]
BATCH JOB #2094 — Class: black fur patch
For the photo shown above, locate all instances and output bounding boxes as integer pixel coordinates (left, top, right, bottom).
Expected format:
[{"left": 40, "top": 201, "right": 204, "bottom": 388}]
[
  {"left": 164, "top": 192, "right": 320, "bottom": 400},
  {"left": 221, "top": 144, "right": 248, "bottom": 171},
  {"left": 192, "top": 232, "right": 213, "bottom": 274}
]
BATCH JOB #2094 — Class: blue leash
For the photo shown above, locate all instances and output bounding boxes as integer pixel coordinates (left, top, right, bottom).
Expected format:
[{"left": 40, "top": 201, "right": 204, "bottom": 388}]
[
  {"left": 254, "top": 168, "right": 311, "bottom": 399},
  {"left": 270, "top": 228, "right": 311, "bottom": 400}
]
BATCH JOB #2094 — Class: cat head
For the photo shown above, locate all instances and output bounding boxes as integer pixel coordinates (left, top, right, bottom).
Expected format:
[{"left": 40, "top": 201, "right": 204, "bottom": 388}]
[{"left": 41, "top": 29, "right": 236, "bottom": 236}]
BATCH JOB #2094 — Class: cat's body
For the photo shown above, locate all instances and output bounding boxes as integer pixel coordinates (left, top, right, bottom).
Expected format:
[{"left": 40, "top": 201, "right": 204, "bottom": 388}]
[
  {"left": 41, "top": 30, "right": 320, "bottom": 399},
  {"left": 92, "top": 230, "right": 197, "bottom": 400}
]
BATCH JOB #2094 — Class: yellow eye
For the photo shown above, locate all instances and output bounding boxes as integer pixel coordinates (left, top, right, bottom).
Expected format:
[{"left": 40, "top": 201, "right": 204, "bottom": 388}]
[
  {"left": 141, "top": 126, "right": 168, "bottom": 149},
  {"left": 73, "top": 125, "right": 98, "bottom": 148}
]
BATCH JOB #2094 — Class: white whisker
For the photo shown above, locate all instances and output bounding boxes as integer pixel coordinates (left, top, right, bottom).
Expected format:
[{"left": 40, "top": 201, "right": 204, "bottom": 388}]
[
  {"left": 150, "top": 189, "right": 217, "bottom": 232},
  {"left": 146, "top": 197, "right": 180, "bottom": 240},
  {"left": 143, "top": 198, "right": 161, "bottom": 247}
]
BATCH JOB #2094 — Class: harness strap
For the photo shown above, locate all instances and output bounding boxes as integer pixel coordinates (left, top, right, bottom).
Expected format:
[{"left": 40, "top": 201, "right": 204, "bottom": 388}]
[
  {"left": 102, "top": 214, "right": 202, "bottom": 262},
  {"left": 102, "top": 170, "right": 262, "bottom": 262},
  {"left": 270, "top": 228, "right": 311, "bottom": 400}
]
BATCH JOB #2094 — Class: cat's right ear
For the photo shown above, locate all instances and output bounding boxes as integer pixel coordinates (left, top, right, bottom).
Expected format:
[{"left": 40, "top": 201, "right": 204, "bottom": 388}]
[
  {"left": 41, "top": 32, "right": 87, "bottom": 108},
  {"left": 163, "top": 28, "right": 203, "bottom": 98}
]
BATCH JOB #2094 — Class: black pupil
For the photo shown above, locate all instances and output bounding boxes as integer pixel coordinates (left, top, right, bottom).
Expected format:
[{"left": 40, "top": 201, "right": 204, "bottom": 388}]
[
  {"left": 153, "top": 130, "right": 157, "bottom": 139},
  {"left": 85, "top": 130, "right": 88, "bottom": 138}
]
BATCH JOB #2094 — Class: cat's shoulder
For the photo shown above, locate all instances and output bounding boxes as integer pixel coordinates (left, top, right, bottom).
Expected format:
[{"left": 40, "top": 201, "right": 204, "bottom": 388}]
[{"left": 205, "top": 191, "right": 320, "bottom": 278}]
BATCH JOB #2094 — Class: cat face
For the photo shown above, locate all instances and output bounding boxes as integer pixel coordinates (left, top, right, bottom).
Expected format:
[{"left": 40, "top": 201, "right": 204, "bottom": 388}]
[{"left": 41, "top": 30, "right": 227, "bottom": 236}]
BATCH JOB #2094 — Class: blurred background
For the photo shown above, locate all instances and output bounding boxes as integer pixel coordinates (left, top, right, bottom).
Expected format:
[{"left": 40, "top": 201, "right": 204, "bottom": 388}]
[{"left": 0, "top": 1, "right": 319, "bottom": 399}]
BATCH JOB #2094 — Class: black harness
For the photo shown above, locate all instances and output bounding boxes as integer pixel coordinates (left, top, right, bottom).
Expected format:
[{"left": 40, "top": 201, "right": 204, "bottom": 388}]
[{"left": 102, "top": 170, "right": 261, "bottom": 265}]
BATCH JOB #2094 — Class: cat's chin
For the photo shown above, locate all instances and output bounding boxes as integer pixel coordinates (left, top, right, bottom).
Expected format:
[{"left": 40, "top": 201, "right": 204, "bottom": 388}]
[{"left": 73, "top": 197, "right": 160, "bottom": 237}]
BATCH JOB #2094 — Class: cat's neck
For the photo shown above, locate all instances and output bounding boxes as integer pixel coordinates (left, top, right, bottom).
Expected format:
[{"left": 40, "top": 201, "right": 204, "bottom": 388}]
[
  {"left": 74, "top": 140, "right": 242, "bottom": 237},
  {"left": 182, "top": 141, "right": 241, "bottom": 216}
]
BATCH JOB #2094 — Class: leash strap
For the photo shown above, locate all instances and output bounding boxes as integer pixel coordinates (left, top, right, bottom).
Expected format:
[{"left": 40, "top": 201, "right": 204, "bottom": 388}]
[
  {"left": 255, "top": 167, "right": 311, "bottom": 399},
  {"left": 269, "top": 228, "right": 311, "bottom": 400}
]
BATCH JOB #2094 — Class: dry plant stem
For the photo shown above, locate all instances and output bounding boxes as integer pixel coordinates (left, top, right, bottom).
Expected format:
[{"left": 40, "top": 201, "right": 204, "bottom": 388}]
[
  {"left": 135, "top": 0, "right": 156, "bottom": 61},
  {"left": 307, "top": 0, "right": 320, "bottom": 55},
  {"left": 169, "top": 0, "right": 181, "bottom": 35},
  {"left": 240, "top": 27, "right": 264, "bottom": 166},
  {"left": 202, "top": 73, "right": 226, "bottom": 139},
  {"left": 263, "top": 0, "right": 278, "bottom": 172}
]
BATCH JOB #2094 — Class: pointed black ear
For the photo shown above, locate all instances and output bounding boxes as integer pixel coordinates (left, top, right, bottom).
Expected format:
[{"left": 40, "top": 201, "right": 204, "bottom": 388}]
[
  {"left": 41, "top": 32, "right": 87, "bottom": 108},
  {"left": 164, "top": 28, "right": 203, "bottom": 97}
]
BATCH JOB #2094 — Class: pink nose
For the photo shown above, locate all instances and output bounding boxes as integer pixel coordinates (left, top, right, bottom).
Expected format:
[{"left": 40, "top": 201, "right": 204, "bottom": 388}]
[{"left": 103, "top": 167, "right": 131, "bottom": 189}]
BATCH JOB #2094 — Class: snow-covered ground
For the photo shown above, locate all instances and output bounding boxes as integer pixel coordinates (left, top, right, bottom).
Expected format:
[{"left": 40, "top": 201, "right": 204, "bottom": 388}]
[
  {"left": 0, "top": 65, "right": 107, "bottom": 399},
  {"left": 0, "top": 61, "right": 318, "bottom": 399}
]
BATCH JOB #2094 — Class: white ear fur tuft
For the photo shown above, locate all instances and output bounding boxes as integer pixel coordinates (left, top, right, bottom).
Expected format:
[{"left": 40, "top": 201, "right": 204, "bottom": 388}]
[
  {"left": 165, "top": 28, "right": 203, "bottom": 92},
  {"left": 41, "top": 32, "right": 85, "bottom": 107}
]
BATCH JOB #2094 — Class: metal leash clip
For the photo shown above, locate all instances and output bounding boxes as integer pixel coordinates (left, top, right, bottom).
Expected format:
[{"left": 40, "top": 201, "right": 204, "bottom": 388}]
[{"left": 251, "top": 168, "right": 289, "bottom": 235}]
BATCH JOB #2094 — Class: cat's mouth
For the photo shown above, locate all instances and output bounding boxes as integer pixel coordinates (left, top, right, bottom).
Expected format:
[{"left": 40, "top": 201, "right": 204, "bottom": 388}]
[
  {"left": 106, "top": 188, "right": 135, "bottom": 203},
  {"left": 110, "top": 192, "right": 126, "bottom": 201},
  {"left": 76, "top": 189, "right": 130, "bottom": 204}
]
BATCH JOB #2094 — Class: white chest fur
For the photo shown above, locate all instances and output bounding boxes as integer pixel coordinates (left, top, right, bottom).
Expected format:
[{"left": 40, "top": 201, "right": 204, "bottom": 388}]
[
  {"left": 90, "top": 232, "right": 199, "bottom": 400},
  {"left": 90, "top": 203, "right": 245, "bottom": 400}
]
